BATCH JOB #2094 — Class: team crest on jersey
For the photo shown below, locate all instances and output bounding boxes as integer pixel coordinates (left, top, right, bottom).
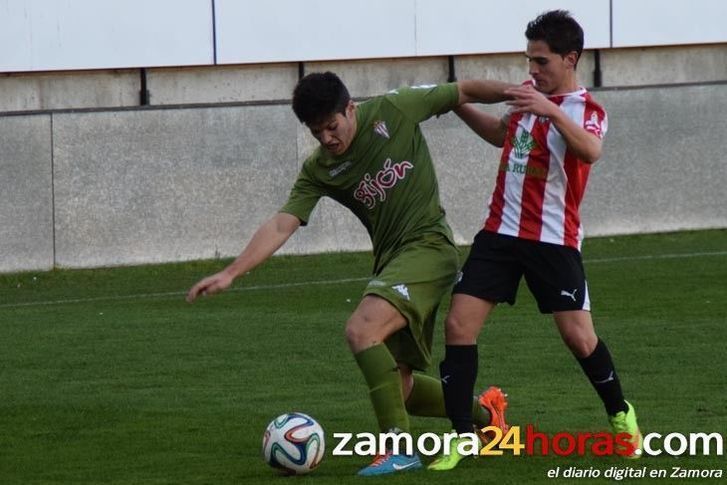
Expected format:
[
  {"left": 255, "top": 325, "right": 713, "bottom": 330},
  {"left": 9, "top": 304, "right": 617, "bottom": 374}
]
[
  {"left": 373, "top": 120, "right": 390, "bottom": 139},
  {"left": 511, "top": 131, "right": 538, "bottom": 159}
]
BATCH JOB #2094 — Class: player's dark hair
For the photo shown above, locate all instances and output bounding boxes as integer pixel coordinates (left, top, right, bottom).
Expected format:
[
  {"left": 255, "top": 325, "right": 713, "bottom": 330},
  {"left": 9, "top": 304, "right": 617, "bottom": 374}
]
[
  {"left": 526, "top": 10, "right": 584, "bottom": 67},
  {"left": 292, "top": 71, "right": 351, "bottom": 125}
]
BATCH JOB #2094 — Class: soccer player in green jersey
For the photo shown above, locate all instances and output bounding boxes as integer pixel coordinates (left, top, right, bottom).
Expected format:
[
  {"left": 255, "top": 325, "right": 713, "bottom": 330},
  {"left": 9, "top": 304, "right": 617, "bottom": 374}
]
[{"left": 187, "top": 72, "right": 513, "bottom": 476}]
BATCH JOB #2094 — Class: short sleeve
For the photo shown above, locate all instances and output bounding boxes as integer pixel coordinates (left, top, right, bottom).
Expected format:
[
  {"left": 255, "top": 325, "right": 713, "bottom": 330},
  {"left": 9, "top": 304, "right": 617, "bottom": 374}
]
[
  {"left": 279, "top": 164, "right": 324, "bottom": 225},
  {"left": 384, "top": 83, "right": 459, "bottom": 124}
]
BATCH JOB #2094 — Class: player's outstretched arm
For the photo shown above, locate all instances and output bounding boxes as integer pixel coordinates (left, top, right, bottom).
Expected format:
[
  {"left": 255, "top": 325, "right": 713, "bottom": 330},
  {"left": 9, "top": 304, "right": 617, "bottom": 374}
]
[
  {"left": 457, "top": 79, "right": 517, "bottom": 105},
  {"left": 186, "top": 212, "right": 301, "bottom": 302},
  {"left": 454, "top": 104, "right": 509, "bottom": 148}
]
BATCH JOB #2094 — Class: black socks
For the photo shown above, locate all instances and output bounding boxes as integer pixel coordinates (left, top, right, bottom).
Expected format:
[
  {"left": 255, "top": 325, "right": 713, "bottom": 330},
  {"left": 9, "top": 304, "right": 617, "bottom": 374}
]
[
  {"left": 440, "top": 345, "right": 478, "bottom": 434},
  {"left": 577, "top": 339, "right": 628, "bottom": 416}
]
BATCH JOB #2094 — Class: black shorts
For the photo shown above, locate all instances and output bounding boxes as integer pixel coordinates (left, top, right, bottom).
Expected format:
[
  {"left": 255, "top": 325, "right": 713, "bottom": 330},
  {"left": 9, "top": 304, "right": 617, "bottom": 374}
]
[{"left": 453, "top": 231, "right": 591, "bottom": 314}]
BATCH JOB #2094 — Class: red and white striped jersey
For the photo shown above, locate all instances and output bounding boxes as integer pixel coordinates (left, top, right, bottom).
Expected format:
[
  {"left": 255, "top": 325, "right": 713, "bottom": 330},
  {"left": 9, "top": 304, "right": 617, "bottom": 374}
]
[{"left": 483, "top": 85, "right": 607, "bottom": 250}]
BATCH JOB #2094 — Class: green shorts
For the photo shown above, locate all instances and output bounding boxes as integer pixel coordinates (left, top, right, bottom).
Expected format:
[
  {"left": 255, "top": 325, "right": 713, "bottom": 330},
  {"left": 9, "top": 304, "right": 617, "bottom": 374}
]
[{"left": 363, "top": 233, "right": 460, "bottom": 371}]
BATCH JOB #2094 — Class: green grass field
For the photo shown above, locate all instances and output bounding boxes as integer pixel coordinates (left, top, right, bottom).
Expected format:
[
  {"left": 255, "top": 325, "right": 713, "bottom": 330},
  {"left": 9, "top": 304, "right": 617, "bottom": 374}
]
[{"left": 1, "top": 230, "right": 726, "bottom": 484}]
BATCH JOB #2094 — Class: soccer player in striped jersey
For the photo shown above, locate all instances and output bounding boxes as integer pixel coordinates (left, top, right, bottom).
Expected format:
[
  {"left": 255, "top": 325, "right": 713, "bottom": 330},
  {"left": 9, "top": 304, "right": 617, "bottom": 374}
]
[{"left": 429, "top": 10, "right": 642, "bottom": 471}]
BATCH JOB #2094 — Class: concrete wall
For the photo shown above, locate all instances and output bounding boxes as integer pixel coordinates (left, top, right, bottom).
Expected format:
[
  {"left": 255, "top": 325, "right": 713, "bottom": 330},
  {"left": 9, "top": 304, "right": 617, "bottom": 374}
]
[
  {"left": 581, "top": 85, "right": 727, "bottom": 235},
  {"left": 2, "top": 44, "right": 727, "bottom": 112},
  {"left": 0, "top": 70, "right": 139, "bottom": 112},
  {"left": 0, "top": 115, "right": 53, "bottom": 271},
  {"left": 51, "top": 105, "right": 300, "bottom": 268},
  {"left": 2, "top": 82, "right": 726, "bottom": 272}
]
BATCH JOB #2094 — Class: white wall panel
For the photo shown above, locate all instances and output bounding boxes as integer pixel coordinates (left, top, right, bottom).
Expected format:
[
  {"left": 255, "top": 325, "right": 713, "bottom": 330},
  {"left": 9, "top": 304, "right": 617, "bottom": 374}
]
[
  {"left": 1, "top": 0, "right": 725, "bottom": 76},
  {"left": 217, "top": 0, "right": 610, "bottom": 64},
  {"left": 0, "top": 0, "right": 213, "bottom": 72},
  {"left": 612, "top": 0, "right": 727, "bottom": 47},
  {"left": 215, "top": 0, "right": 417, "bottom": 64},
  {"left": 416, "top": 0, "right": 611, "bottom": 56}
]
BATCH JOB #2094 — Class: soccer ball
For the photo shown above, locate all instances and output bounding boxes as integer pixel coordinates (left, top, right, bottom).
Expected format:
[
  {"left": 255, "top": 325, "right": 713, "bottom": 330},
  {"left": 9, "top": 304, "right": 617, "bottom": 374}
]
[{"left": 262, "top": 412, "right": 325, "bottom": 474}]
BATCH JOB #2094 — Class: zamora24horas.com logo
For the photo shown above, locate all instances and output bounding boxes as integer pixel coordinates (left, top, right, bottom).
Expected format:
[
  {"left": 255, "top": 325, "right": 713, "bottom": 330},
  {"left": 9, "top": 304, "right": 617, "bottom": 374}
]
[{"left": 332, "top": 425, "right": 725, "bottom": 458}]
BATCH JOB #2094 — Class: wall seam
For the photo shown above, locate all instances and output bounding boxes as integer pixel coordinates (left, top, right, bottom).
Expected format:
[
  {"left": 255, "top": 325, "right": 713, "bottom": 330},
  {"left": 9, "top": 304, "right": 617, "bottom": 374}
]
[
  {"left": 609, "top": 0, "right": 614, "bottom": 48},
  {"left": 211, "top": 0, "right": 218, "bottom": 65}
]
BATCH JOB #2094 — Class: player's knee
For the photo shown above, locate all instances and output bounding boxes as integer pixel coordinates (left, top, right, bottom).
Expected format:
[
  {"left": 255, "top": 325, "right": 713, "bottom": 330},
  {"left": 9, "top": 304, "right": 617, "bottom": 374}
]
[
  {"left": 345, "top": 316, "right": 380, "bottom": 351},
  {"left": 444, "top": 313, "right": 478, "bottom": 344},
  {"left": 563, "top": 333, "right": 597, "bottom": 358},
  {"left": 345, "top": 320, "right": 365, "bottom": 349}
]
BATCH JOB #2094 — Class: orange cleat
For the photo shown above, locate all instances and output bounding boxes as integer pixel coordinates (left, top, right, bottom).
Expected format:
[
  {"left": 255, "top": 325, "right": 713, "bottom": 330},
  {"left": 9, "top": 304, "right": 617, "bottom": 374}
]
[{"left": 477, "top": 386, "right": 509, "bottom": 442}]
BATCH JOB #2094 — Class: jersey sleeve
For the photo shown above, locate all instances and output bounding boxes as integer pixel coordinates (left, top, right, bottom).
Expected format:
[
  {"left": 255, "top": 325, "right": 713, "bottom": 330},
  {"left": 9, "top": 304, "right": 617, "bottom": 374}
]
[
  {"left": 279, "top": 162, "right": 325, "bottom": 226},
  {"left": 583, "top": 99, "right": 608, "bottom": 140},
  {"left": 385, "top": 83, "right": 459, "bottom": 124}
]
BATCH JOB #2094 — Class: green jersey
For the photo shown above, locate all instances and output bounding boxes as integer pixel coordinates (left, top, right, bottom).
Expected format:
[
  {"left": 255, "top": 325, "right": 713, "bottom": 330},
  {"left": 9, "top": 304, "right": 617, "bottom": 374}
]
[{"left": 281, "top": 83, "right": 459, "bottom": 273}]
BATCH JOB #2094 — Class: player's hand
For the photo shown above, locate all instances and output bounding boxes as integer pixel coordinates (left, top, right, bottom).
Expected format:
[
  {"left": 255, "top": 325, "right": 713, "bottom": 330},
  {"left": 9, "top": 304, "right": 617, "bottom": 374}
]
[
  {"left": 505, "top": 85, "right": 556, "bottom": 117},
  {"left": 186, "top": 271, "right": 234, "bottom": 302}
]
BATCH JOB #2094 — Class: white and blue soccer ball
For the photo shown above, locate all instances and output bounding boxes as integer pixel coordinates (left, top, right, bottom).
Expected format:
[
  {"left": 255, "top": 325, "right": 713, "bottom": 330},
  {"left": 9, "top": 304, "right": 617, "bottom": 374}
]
[{"left": 262, "top": 412, "right": 325, "bottom": 474}]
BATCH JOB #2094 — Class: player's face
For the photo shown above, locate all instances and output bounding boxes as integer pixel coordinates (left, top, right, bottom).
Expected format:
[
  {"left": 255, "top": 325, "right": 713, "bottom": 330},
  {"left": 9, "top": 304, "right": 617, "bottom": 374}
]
[
  {"left": 307, "top": 101, "right": 357, "bottom": 156},
  {"left": 525, "top": 40, "right": 578, "bottom": 94}
]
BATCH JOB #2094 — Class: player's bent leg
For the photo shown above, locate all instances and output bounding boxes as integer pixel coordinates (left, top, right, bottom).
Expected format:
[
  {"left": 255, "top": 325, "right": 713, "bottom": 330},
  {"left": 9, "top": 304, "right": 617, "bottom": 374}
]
[
  {"left": 346, "top": 295, "right": 408, "bottom": 353},
  {"left": 404, "top": 373, "right": 492, "bottom": 427},
  {"left": 440, "top": 295, "right": 494, "bottom": 434},
  {"left": 348, "top": 296, "right": 409, "bottom": 431},
  {"left": 428, "top": 295, "right": 495, "bottom": 471},
  {"left": 553, "top": 310, "right": 598, "bottom": 358},
  {"left": 348, "top": 296, "right": 423, "bottom": 476},
  {"left": 445, "top": 294, "right": 495, "bottom": 345},
  {"left": 554, "top": 311, "right": 641, "bottom": 457}
]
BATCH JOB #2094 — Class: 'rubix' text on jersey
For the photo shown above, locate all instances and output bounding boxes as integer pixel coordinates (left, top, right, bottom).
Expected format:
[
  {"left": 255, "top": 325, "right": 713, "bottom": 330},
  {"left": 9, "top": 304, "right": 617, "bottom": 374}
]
[{"left": 353, "top": 158, "right": 413, "bottom": 209}]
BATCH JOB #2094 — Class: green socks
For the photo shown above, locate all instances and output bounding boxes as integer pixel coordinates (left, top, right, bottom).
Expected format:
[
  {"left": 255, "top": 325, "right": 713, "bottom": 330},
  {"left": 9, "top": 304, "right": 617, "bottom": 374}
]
[
  {"left": 354, "top": 344, "right": 410, "bottom": 432},
  {"left": 404, "top": 373, "right": 490, "bottom": 428},
  {"left": 354, "top": 345, "right": 489, "bottom": 433},
  {"left": 404, "top": 373, "right": 446, "bottom": 417}
]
